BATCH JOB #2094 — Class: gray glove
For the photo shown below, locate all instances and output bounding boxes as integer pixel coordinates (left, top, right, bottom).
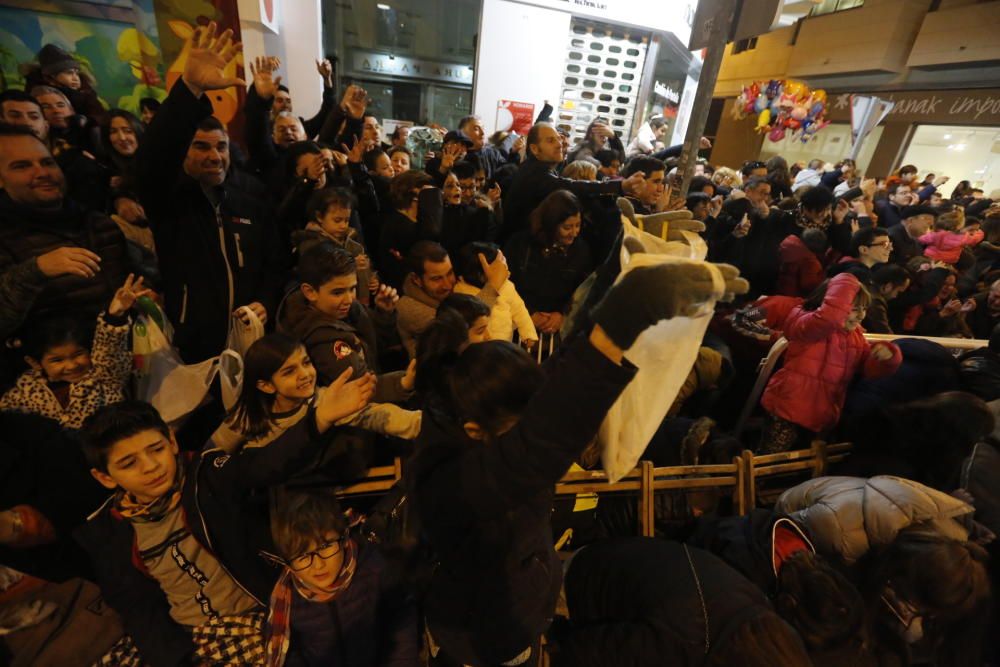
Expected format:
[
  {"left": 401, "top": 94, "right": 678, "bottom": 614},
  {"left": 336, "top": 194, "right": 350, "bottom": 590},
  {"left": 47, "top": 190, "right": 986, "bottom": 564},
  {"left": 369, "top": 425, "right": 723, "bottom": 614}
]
[{"left": 591, "top": 262, "right": 749, "bottom": 349}]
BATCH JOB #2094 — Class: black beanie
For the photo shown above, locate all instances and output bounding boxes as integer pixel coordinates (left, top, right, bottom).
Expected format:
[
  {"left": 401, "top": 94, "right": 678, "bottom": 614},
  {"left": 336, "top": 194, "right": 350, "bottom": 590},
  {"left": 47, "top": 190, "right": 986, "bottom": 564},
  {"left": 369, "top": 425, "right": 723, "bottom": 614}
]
[{"left": 37, "top": 44, "right": 79, "bottom": 77}]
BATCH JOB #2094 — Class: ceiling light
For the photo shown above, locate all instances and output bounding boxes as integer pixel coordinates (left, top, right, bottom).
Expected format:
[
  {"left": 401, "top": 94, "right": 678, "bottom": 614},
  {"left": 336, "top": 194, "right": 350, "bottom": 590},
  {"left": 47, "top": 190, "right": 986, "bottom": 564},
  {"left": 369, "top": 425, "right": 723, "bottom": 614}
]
[
  {"left": 943, "top": 133, "right": 952, "bottom": 139},
  {"left": 955, "top": 143, "right": 966, "bottom": 151},
  {"left": 377, "top": 3, "right": 391, "bottom": 9}
]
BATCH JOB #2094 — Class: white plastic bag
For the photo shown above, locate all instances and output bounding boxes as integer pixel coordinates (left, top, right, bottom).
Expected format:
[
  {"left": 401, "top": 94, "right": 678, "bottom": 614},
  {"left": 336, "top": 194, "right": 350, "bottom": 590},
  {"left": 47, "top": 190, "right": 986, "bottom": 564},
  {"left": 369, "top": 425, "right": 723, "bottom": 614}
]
[
  {"left": 133, "top": 314, "right": 219, "bottom": 425},
  {"left": 226, "top": 306, "right": 265, "bottom": 358},
  {"left": 218, "top": 349, "right": 244, "bottom": 412},
  {"left": 598, "top": 221, "right": 725, "bottom": 482}
]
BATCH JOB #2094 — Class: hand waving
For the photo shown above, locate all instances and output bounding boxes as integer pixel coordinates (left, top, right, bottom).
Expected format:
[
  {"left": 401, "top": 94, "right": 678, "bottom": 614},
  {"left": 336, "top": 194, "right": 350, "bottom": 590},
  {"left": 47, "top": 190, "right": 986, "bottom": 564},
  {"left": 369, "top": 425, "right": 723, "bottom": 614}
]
[
  {"left": 182, "top": 21, "right": 244, "bottom": 98},
  {"left": 340, "top": 85, "right": 368, "bottom": 120},
  {"left": 249, "top": 56, "right": 281, "bottom": 100},
  {"left": 109, "top": 274, "right": 153, "bottom": 317},
  {"left": 315, "top": 368, "right": 376, "bottom": 432}
]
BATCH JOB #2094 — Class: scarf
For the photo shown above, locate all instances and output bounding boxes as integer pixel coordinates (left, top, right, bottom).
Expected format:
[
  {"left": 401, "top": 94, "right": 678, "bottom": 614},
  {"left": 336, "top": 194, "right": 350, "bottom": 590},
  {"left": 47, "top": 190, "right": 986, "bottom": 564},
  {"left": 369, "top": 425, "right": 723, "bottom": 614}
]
[
  {"left": 264, "top": 538, "right": 358, "bottom": 667},
  {"left": 794, "top": 205, "right": 830, "bottom": 231},
  {"left": 114, "top": 459, "right": 183, "bottom": 523}
]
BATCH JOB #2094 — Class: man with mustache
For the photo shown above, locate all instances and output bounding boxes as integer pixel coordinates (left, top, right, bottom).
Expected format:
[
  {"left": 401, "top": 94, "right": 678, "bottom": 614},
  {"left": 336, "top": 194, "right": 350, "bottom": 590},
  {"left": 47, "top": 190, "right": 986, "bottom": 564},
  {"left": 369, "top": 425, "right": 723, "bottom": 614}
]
[{"left": 0, "top": 124, "right": 130, "bottom": 339}]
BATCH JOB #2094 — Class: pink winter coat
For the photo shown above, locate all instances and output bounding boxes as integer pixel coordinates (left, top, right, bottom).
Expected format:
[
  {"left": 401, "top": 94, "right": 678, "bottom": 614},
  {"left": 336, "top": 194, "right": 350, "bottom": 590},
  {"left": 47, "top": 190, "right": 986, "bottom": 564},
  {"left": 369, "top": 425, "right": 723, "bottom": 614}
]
[
  {"left": 761, "top": 273, "right": 902, "bottom": 432},
  {"left": 918, "top": 229, "right": 984, "bottom": 264}
]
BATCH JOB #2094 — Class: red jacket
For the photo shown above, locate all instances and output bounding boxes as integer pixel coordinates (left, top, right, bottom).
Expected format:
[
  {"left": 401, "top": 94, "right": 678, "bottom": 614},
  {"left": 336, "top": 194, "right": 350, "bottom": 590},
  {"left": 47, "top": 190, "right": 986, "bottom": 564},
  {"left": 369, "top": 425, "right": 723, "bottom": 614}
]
[
  {"left": 776, "top": 235, "right": 825, "bottom": 297},
  {"left": 761, "top": 273, "right": 902, "bottom": 432}
]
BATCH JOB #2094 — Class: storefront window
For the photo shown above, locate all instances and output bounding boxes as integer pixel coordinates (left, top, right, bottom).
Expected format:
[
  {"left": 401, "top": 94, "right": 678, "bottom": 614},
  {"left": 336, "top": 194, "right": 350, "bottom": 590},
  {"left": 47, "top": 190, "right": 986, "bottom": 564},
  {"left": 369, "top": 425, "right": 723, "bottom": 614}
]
[
  {"left": 758, "top": 122, "right": 883, "bottom": 175},
  {"left": 322, "top": 0, "right": 479, "bottom": 128},
  {"left": 899, "top": 125, "right": 1000, "bottom": 199}
]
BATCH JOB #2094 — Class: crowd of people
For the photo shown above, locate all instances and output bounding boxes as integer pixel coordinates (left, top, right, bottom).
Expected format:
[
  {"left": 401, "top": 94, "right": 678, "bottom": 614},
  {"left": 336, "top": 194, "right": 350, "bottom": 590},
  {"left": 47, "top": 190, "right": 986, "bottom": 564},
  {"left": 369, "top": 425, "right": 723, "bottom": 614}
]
[{"left": 0, "top": 22, "right": 998, "bottom": 667}]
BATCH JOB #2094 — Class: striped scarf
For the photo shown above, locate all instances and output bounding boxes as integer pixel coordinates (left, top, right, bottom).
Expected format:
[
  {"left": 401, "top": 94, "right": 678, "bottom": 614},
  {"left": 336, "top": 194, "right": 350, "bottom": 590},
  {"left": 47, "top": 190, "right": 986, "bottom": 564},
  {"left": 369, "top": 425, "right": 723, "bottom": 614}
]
[{"left": 264, "top": 538, "right": 358, "bottom": 667}]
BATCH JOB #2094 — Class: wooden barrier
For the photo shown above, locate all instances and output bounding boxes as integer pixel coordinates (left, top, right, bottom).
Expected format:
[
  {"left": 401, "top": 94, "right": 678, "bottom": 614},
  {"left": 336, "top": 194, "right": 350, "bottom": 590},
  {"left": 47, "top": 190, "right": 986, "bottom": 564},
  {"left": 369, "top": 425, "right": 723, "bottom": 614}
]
[
  {"left": 741, "top": 441, "right": 852, "bottom": 509},
  {"left": 863, "top": 333, "right": 986, "bottom": 351}
]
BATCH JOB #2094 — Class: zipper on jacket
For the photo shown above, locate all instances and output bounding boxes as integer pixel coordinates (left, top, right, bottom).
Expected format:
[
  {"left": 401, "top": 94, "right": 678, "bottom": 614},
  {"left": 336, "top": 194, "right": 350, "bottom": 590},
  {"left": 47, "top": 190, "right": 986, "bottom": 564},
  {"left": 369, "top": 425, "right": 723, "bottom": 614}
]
[
  {"left": 233, "top": 232, "right": 245, "bottom": 268},
  {"left": 192, "top": 459, "right": 264, "bottom": 606},
  {"left": 180, "top": 284, "right": 189, "bottom": 324},
  {"left": 214, "top": 205, "right": 235, "bottom": 314}
]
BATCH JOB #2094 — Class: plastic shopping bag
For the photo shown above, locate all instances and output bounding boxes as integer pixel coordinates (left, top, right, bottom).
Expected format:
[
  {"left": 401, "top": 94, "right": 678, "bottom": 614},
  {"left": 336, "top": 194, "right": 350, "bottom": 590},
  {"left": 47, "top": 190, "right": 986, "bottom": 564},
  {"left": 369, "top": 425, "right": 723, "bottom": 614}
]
[
  {"left": 218, "top": 349, "right": 244, "bottom": 413},
  {"left": 133, "top": 314, "right": 219, "bottom": 425},
  {"left": 226, "top": 307, "right": 265, "bottom": 358},
  {"left": 598, "top": 219, "right": 725, "bottom": 482}
]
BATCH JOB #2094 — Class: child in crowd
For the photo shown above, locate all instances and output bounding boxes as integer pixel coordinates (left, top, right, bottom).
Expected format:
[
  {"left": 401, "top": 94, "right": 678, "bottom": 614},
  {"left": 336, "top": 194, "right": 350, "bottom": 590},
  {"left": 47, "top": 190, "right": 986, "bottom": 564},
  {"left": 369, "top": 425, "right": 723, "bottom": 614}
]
[
  {"left": 279, "top": 242, "right": 413, "bottom": 397},
  {"left": 776, "top": 228, "right": 828, "bottom": 297},
  {"left": 413, "top": 294, "right": 492, "bottom": 408},
  {"left": 211, "top": 333, "right": 420, "bottom": 464},
  {"left": 294, "top": 187, "right": 376, "bottom": 305},
  {"left": 76, "top": 384, "right": 375, "bottom": 666},
  {"left": 595, "top": 148, "right": 621, "bottom": 180},
  {"left": 263, "top": 486, "right": 419, "bottom": 666},
  {"left": 387, "top": 146, "right": 412, "bottom": 176},
  {"left": 919, "top": 209, "right": 984, "bottom": 265},
  {"left": 0, "top": 274, "right": 148, "bottom": 429},
  {"left": 760, "top": 273, "right": 902, "bottom": 452},
  {"left": 453, "top": 242, "right": 538, "bottom": 347}
]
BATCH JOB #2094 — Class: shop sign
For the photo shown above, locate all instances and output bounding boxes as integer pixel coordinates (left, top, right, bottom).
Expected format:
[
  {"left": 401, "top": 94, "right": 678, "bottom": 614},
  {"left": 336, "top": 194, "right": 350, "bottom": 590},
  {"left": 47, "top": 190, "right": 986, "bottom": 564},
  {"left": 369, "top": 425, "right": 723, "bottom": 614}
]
[
  {"left": 351, "top": 51, "right": 473, "bottom": 85},
  {"left": 826, "top": 89, "right": 1000, "bottom": 125},
  {"left": 496, "top": 100, "right": 535, "bottom": 135},
  {"left": 508, "top": 0, "right": 697, "bottom": 42}
]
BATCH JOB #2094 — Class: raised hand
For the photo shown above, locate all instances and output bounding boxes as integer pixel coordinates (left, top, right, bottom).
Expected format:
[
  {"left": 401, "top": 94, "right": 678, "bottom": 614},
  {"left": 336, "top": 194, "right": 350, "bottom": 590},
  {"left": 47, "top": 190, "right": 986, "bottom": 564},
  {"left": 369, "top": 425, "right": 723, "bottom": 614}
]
[
  {"left": 699, "top": 136, "right": 713, "bottom": 150},
  {"left": 115, "top": 197, "right": 147, "bottom": 224},
  {"left": 315, "top": 368, "right": 376, "bottom": 432},
  {"left": 440, "top": 142, "right": 464, "bottom": 171},
  {"left": 340, "top": 85, "right": 368, "bottom": 120},
  {"left": 342, "top": 136, "right": 366, "bottom": 164},
  {"left": 400, "top": 359, "right": 417, "bottom": 392},
  {"left": 833, "top": 198, "right": 850, "bottom": 224},
  {"left": 479, "top": 251, "right": 510, "bottom": 291},
  {"left": 316, "top": 58, "right": 334, "bottom": 85},
  {"left": 249, "top": 55, "right": 281, "bottom": 99},
  {"left": 182, "top": 21, "right": 244, "bottom": 98},
  {"left": 374, "top": 284, "right": 399, "bottom": 313},
  {"left": 109, "top": 273, "right": 153, "bottom": 317}
]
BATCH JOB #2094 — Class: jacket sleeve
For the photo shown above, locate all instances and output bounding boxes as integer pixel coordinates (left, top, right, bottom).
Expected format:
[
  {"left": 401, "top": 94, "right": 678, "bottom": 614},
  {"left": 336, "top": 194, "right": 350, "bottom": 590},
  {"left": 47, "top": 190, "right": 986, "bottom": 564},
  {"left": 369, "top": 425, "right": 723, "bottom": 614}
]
[
  {"left": 302, "top": 85, "right": 335, "bottom": 139},
  {"left": 508, "top": 283, "right": 539, "bottom": 341},
  {"left": 90, "top": 312, "right": 133, "bottom": 388},
  {"left": 203, "top": 411, "right": 330, "bottom": 490},
  {"left": 863, "top": 299, "right": 893, "bottom": 334},
  {"left": 543, "top": 170, "right": 622, "bottom": 203},
  {"left": 135, "top": 80, "right": 214, "bottom": 221},
  {"left": 0, "top": 259, "right": 47, "bottom": 340},
  {"left": 75, "top": 522, "right": 196, "bottom": 667},
  {"left": 444, "top": 335, "right": 635, "bottom": 519},
  {"left": 244, "top": 86, "right": 278, "bottom": 175},
  {"left": 783, "top": 273, "right": 858, "bottom": 343},
  {"left": 860, "top": 340, "right": 902, "bottom": 379},
  {"left": 317, "top": 100, "right": 363, "bottom": 148},
  {"left": 917, "top": 183, "right": 937, "bottom": 202}
]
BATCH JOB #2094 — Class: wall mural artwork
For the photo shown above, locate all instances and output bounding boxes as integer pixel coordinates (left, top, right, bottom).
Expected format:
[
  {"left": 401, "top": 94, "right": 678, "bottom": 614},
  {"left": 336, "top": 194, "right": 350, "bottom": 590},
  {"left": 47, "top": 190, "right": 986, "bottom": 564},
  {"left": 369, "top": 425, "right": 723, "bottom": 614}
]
[
  {"left": 0, "top": 0, "right": 245, "bottom": 133},
  {"left": 0, "top": 0, "right": 167, "bottom": 116}
]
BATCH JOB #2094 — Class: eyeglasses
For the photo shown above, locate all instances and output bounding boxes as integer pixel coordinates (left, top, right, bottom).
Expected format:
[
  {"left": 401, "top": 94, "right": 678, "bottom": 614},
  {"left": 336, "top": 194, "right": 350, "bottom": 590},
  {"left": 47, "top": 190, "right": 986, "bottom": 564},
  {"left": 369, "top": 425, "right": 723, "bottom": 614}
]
[
  {"left": 881, "top": 588, "right": 925, "bottom": 630},
  {"left": 868, "top": 240, "right": 893, "bottom": 248},
  {"left": 262, "top": 533, "right": 349, "bottom": 571}
]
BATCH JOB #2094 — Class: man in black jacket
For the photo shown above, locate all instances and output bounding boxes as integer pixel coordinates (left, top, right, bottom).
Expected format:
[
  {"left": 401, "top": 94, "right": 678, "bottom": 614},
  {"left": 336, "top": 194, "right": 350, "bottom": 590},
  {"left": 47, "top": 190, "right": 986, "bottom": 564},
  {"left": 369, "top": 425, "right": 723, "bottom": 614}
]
[
  {"left": 136, "top": 28, "right": 288, "bottom": 363},
  {"left": 501, "top": 123, "right": 645, "bottom": 241},
  {"left": 458, "top": 114, "right": 512, "bottom": 179},
  {"left": 0, "top": 124, "right": 131, "bottom": 340}
]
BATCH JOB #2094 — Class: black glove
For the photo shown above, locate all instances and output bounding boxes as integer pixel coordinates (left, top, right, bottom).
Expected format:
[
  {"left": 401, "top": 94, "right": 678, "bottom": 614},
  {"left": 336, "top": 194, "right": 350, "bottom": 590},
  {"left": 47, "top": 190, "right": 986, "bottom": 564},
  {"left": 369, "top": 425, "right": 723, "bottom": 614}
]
[{"left": 590, "top": 262, "right": 748, "bottom": 349}]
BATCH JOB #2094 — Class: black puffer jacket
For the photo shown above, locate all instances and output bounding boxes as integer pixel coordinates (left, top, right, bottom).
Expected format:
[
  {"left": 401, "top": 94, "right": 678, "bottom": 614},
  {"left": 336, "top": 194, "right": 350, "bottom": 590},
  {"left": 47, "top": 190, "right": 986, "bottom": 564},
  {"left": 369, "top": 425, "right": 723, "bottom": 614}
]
[
  {"left": 136, "top": 81, "right": 289, "bottom": 362},
  {"left": 407, "top": 337, "right": 635, "bottom": 665},
  {"left": 0, "top": 193, "right": 130, "bottom": 336},
  {"left": 553, "top": 537, "right": 776, "bottom": 667}
]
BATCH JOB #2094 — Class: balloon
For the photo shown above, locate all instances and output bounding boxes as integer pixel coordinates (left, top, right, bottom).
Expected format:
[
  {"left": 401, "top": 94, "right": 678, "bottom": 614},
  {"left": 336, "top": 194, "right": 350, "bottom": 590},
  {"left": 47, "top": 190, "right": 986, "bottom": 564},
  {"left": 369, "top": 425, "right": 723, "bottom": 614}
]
[
  {"left": 810, "top": 102, "right": 825, "bottom": 118},
  {"left": 754, "top": 94, "right": 768, "bottom": 113},
  {"left": 784, "top": 80, "right": 805, "bottom": 100},
  {"left": 749, "top": 82, "right": 760, "bottom": 99},
  {"left": 800, "top": 119, "right": 812, "bottom": 134},
  {"left": 768, "top": 126, "right": 786, "bottom": 142},
  {"left": 791, "top": 106, "right": 808, "bottom": 121},
  {"left": 812, "top": 89, "right": 827, "bottom": 104},
  {"left": 770, "top": 97, "right": 781, "bottom": 113},
  {"left": 779, "top": 92, "right": 796, "bottom": 109},
  {"left": 756, "top": 108, "right": 771, "bottom": 131},
  {"left": 786, "top": 118, "right": 801, "bottom": 130},
  {"left": 766, "top": 79, "right": 781, "bottom": 99}
]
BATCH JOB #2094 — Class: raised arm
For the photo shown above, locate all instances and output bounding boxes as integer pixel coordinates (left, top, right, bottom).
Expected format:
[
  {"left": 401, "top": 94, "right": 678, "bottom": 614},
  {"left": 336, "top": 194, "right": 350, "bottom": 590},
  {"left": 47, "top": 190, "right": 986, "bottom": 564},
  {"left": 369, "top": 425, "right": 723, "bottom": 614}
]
[{"left": 136, "top": 22, "right": 244, "bottom": 216}]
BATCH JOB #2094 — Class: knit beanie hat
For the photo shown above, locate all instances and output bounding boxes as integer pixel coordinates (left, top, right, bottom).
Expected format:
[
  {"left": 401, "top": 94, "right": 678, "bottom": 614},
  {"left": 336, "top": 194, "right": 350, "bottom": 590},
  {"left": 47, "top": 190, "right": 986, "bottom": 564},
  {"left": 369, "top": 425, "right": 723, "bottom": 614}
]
[{"left": 37, "top": 44, "right": 80, "bottom": 77}]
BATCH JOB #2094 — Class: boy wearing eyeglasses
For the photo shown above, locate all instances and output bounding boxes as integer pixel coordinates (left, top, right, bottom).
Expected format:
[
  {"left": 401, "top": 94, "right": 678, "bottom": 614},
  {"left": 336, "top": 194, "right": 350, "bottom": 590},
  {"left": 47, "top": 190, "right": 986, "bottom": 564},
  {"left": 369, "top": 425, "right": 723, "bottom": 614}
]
[
  {"left": 74, "top": 380, "right": 375, "bottom": 666},
  {"left": 263, "top": 487, "right": 418, "bottom": 666}
]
